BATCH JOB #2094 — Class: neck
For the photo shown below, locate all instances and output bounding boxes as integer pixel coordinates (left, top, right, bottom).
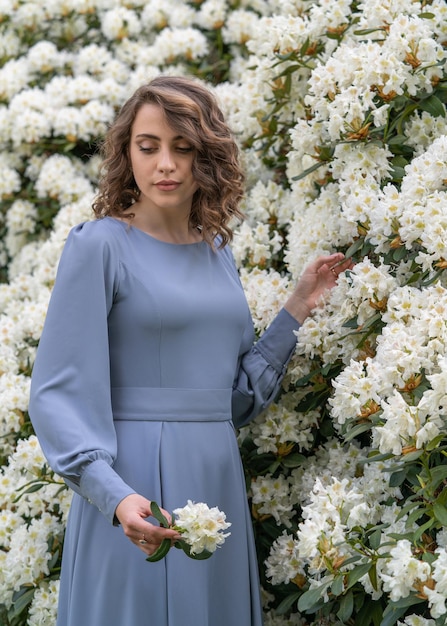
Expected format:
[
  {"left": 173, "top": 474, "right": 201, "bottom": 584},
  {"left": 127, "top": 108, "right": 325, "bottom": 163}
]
[{"left": 124, "top": 209, "right": 201, "bottom": 245}]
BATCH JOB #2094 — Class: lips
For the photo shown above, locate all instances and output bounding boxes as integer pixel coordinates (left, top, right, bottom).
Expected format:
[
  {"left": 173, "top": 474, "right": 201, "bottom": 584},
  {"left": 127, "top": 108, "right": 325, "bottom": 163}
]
[{"left": 155, "top": 181, "right": 180, "bottom": 191}]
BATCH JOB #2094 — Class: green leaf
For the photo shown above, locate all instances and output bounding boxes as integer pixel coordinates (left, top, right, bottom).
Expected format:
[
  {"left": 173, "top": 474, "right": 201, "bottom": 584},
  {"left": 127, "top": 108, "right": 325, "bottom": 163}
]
[
  {"left": 380, "top": 605, "right": 408, "bottom": 626},
  {"left": 392, "top": 244, "right": 408, "bottom": 262},
  {"left": 433, "top": 501, "right": 447, "bottom": 526},
  {"left": 298, "top": 579, "right": 332, "bottom": 612},
  {"left": 389, "top": 470, "right": 407, "bottom": 488},
  {"left": 429, "top": 464, "right": 447, "bottom": 491},
  {"left": 396, "top": 499, "right": 422, "bottom": 520},
  {"left": 356, "top": 599, "right": 384, "bottom": 626},
  {"left": 426, "top": 434, "right": 446, "bottom": 451},
  {"left": 146, "top": 538, "right": 171, "bottom": 562},
  {"left": 406, "top": 506, "right": 428, "bottom": 526},
  {"left": 337, "top": 590, "right": 354, "bottom": 622},
  {"left": 150, "top": 501, "right": 170, "bottom": 528},
  {"left": 420, "top": 269, "right": 445, "bottom": 287},
  {"left": 339, "top": 554, "right": 362, "bottom": 567},
  {"left": 368, "top": 562, "right": 379, "bottom": 591},
  {"left": 435, "top": 487, "right": 447, "bottom": 507},
  {"left": 354, "top": 27, "right": 387, "bottom": 36},
  {"left": 414, "top": 517, "right": 435, "bottom": 542},
  {"left": 318, "top": 144, "right": 335, "bottom": 161},
  {"left": 10, "top": 586, "right": 36, "bottom": 618},
  {"left": 13, "top": 482, "right": 46, "bottom": 502},
  {"left": 391, "top": 155, "right": 408, "bottom": 168},
  {"left": 346, "top": 562, "right": 372, "bottom": 590},
  {"left": 280, "top": 452, "right": 306, "bottom": 468},
  {"left": 331, "top": 575, "right": 344, "bottom": 596},
  {"left": 388, "top": 134, "right": 408, "bottom": 145},
  {"left": 399, "top": 449, "right": 423, "bottom": 463},
  {"left": 177, "top": 539, "right": 213, "bottom": 560},
  {"left": 389, "top": 167, "right": 405, "bottom": 184},
  {"left": 419, "top": 94, "right": 446, "bottom": 118},
  {"left": 368, "top": 528, "right": 382, "bottom": 550},
  {"left": 364, "top": 451, "right": 394, "bottom": 463},
  {"left": 343, "top": 420, "right": 373, "bottom": 442},
  {"left": 291, "top": 159, "right": 328, "bottom": 181},
  {"left": 342, "top": 316, "right": 360, "bottom": 329},
  {"left": 385, "top": 594, "right": 426, "bottom": 610},
  {"left": 362, "top": 312, "right": 383, "bottom": 330},
  {"left": 47, "top": 548, "right": 61, "bottom": 571},
  {"left": 274, "top": 591, "right": 301, "bottom": 615},
  {"left": 380, "top": 596, "right": 426, "bottom": 626},
  {"left": 188, "top": 549, "right": 213, "bottom": 560},
  {"left": 344, "top": 237, "right": 366, "bottom": 260}
]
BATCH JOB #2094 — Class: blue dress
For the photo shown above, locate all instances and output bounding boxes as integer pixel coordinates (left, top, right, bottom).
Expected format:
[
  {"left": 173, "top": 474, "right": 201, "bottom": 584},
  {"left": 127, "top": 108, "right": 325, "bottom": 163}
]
[{"left": 29, "top": 217, "right": 299, "bottom": 626}]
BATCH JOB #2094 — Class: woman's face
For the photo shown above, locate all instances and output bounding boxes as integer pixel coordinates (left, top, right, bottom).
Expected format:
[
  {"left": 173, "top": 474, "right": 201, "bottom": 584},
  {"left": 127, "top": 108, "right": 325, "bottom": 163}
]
[{"left": 129, "top": 103, "right": 199, "bottom": 216}]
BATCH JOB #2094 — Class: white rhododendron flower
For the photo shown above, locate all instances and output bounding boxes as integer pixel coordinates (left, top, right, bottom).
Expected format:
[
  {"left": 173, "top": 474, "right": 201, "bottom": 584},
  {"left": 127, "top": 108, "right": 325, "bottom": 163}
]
[
  {"left": 173, "top": 500, "right": 231, "bottom": 555},
  {"left": 35, "top": 154, "right": 93, "bottom": 204},
  {"left": 397, "top": 616, "right": 436, "bottom": 626},
  {"left": 265, "top": 531, "right": 303, "bottom": 585},
  {"left": 27, "top": 579, "right": 60, "bottom": 626},
  {"left": 381, "top": 540, "right": 431, "bottom": 601},
  {"left": 251, "top": 474, "right": 296, "bottom": 527}
]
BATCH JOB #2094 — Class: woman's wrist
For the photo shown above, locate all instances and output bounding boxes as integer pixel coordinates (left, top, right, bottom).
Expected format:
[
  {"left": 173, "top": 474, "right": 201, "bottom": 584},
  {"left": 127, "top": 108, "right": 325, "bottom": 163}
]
[{"left": 284, "top": 295, "right": 312, "bottom": 325}]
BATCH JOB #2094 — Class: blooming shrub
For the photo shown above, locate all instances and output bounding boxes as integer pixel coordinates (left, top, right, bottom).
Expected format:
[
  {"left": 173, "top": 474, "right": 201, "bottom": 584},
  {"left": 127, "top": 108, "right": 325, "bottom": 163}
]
[{"left": 1, "top": 0, "right": 447, "bottom": 624}]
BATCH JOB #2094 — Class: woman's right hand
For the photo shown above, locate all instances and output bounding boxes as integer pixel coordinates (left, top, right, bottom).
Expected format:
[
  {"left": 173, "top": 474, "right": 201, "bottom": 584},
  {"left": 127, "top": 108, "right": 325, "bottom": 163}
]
[{"left": 115, "top": 493, "right": 181, "bottom": 556}]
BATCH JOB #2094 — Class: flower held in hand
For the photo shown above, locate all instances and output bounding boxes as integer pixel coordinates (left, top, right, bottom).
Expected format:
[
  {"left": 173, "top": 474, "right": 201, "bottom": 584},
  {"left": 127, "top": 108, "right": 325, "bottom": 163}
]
[
  {"left": 173, "top": 500, "right": 232, "bottom": 557},
  {"left": 146, "top": 500, "right": 231, "bottom": 563}
]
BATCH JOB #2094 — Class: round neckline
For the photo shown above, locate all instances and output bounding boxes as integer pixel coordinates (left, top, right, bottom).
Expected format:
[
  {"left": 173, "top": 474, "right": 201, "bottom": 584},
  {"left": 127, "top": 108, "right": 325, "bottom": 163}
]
[{"left": 106, "top": 216, "right": 206, "bottom": 247}]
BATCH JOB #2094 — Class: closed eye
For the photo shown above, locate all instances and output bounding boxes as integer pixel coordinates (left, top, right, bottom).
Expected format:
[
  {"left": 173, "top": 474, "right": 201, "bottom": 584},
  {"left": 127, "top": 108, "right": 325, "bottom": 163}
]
[{"left": 137, "top": 146, "right": 194, "bottom": 154}]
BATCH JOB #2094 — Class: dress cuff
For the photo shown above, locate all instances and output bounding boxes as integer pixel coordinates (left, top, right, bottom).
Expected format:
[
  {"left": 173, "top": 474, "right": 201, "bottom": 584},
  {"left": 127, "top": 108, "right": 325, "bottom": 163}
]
[
  {"left": 79, "top": 459, "right": 136, "bottom": 525},
  {"left": 255, "top": 307, "right": 300, "bottom": 371}
]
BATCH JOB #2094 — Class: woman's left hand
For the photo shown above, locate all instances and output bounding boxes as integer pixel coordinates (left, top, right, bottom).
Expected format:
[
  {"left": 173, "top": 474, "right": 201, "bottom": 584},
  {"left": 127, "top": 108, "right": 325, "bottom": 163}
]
[{"left": 284, "top": 252, "right": 353, "bottom": 324}]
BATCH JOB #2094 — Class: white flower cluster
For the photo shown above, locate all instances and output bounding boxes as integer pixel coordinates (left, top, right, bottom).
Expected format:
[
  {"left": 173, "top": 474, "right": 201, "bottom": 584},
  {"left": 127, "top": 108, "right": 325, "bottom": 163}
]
[
  {"left": 398, "top": 617, "right": 435, "bottom": 626},
  {"left": 328, "top": 283, "right": 447, "bottom": 454},
  {"left": 0, "top": 436, "right": 71, "bottom": 608},
  {"left": 282, "top": 1, "right": 447, "bottom": 280},
  {"left": 27, "top": 579, "right": 60, "bottom": 626},
  {"left": 380, "top": 539, "right": 447, "bottom": 619},
  {"left": 248, "top": 401, "right": 318, "bottom": 455},
  {"left": 265, "top": 530, "right": 304, "bottom": 586},
  {"left": 268, "top": 490, "right": 407, "bottom": 597},
  {"left": 0, "top": 198, "right": 88, "bottom": 615},
  {"left": 251, "top": 473, "right": 296, "bottom": 528},
  {"left": 5, "top": 200, "right": 38, "bottom": 258},
  {"left": 295, "top": 258, "right": 397, "bottom": 366},
  {"left": 239, "top": 267, "right": 292, "bottom": 333},
  {"left": 172, "top": 500, "right": 231, "bottom": 555}
]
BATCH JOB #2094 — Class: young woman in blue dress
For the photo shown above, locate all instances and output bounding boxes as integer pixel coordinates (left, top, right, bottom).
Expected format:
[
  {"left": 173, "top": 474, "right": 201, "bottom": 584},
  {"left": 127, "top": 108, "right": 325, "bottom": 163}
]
[{"left": 29, "top": 75, "right": 351, "bottom": 626}]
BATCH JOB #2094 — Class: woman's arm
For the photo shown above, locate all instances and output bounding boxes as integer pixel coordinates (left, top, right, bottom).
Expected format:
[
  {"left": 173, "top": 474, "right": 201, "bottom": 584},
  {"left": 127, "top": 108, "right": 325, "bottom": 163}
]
[{"left": 232, "top": 253, "right": 352, "bottom": 427}]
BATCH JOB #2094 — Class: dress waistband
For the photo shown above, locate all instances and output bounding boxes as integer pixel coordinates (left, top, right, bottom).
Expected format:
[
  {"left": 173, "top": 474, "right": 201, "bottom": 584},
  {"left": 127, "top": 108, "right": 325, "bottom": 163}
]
[{"left": 111, "top": 387, "right": 232, "bottom": 422}]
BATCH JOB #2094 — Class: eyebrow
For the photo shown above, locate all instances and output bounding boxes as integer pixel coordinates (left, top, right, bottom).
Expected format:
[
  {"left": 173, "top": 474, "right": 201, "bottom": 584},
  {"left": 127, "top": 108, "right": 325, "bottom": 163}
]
[{"left": 135, "top": 133, "right": 185, "bottom": 140}]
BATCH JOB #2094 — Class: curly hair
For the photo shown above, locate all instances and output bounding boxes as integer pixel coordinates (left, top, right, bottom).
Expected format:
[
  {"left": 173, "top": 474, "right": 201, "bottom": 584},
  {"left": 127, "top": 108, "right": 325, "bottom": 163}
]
[{"left": 92, "top": 75, "right": 245, "bottom": 247}]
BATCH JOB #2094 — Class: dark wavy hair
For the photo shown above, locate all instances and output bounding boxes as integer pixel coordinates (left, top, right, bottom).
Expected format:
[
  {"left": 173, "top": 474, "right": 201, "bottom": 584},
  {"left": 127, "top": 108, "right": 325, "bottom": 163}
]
[{"left": 92, "top": 75, "right": 245, "bottom": 247}]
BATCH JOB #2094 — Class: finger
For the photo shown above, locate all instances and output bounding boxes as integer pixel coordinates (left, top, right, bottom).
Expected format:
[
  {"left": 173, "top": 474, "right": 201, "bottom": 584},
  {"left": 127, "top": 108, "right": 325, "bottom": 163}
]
[
  {"left": 310, "top": 253, "right": 345, "bottom": 272},
  {"left": 136, "top": 525, "right": 180, "bottom": 546},
  {"left": 330, "top": 258, "right": 353, "bottom": 270}
]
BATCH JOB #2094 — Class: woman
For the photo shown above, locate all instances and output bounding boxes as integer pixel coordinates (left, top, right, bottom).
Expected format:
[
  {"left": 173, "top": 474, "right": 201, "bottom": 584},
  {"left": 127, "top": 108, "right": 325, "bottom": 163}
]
[{"left": 29, "top": 76, "right": 350, "bottom": 626}]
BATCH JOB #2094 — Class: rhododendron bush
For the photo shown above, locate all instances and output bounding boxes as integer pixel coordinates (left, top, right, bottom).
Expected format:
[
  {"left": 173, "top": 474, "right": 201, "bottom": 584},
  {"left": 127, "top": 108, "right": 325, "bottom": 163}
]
[{"left": 1, "top": 0, "right": 447, "bottom": 624}]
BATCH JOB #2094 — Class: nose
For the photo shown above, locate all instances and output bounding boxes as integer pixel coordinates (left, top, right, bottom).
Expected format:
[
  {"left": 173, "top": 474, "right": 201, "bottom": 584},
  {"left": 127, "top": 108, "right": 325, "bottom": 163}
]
[{"left": 157, "top": 147, "right": 175, "bottom": 173}]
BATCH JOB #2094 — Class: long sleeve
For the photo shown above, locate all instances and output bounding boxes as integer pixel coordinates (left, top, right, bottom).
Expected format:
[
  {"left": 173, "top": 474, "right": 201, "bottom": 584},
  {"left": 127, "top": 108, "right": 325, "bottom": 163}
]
[
  {"left": 232, "top": 307, "right": 300, "bottom": 428},
  {"left": 28, "top": 222, "right": 136, "bottom": 524}
]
